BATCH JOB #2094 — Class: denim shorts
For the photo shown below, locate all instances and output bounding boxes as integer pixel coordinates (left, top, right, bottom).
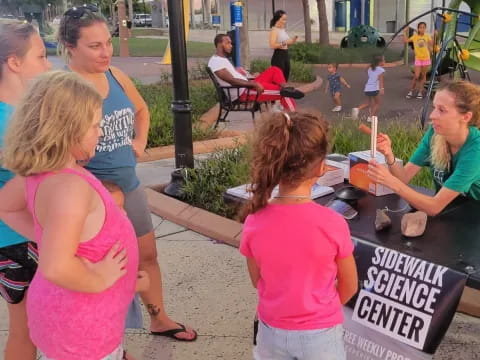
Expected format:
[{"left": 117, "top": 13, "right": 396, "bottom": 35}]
[
  {"left": 365, "top": 90, "right": 379, "bottom": 97},
  {"left": 254, "top": 321, "right": 346, "bottom": 360},
  {"left": 39, "top": 344, "right": 126, "bottom": 360}
]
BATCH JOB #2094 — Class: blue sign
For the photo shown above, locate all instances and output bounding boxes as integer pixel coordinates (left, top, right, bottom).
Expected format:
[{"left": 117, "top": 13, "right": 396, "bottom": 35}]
[
  {"left": 212, "top": 15, "right": 221, "bottom": 27},
  {"left": 230, "top": 1, "right": 243, "bottom": 27}
]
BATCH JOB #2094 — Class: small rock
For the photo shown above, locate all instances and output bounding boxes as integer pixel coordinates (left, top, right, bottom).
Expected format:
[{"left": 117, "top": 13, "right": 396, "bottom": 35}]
[
  {"left": 401, "top": 211, "right": 428, "bottom": 237},
  {"left": 375, "top": 209, "right": 392, "bottom": 231}
]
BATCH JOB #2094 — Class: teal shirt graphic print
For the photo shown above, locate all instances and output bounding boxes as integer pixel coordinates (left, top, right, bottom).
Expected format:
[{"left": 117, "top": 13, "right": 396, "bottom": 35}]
[
  {"left": 409, "top": 126, "right": 480, "bottom": 200},
  {"left": 98, "top": 106, "right": 135, "bottom": 152},
  {"left": 85, "top": 70, "right": 140, "bottom": 193}
]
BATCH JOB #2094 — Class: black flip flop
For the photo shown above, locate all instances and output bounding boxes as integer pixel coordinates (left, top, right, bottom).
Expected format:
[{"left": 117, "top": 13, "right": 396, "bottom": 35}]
[
  {"left": 151, "top": 322, "right": 198, "bottom": 342},
  {"left": 280, "top": 86, "right": 305, "bottom": 99}
]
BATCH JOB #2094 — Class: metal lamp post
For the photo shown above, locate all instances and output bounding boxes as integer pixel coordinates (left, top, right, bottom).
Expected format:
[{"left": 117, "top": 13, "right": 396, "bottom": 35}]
[{"left": 163, "top": 0, "right": 194, "bottom": 198}]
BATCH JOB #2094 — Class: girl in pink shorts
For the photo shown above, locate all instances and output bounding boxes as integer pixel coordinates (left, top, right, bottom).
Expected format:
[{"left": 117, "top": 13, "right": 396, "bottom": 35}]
[{"left": 403, "top": 22, "right": 433, "bottom": 99}]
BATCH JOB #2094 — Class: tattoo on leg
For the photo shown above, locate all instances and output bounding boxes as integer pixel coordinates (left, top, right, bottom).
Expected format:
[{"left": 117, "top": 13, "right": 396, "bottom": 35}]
[{"left": 147, "top": 304, "right": 161, "bottom": 317}]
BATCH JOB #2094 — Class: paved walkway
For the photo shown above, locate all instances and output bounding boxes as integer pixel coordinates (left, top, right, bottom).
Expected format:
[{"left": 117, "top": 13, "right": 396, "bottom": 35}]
[{"left": 0, "top": 159, "right": 479, "bottom": 359}]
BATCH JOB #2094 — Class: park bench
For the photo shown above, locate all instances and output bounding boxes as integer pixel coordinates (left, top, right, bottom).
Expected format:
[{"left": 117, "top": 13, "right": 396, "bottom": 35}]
[{"left": 206, "top": 67, "right": 268, "bottom": 128}]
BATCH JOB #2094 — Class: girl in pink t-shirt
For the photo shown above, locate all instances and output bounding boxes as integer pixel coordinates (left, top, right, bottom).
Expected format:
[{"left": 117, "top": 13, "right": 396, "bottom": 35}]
[
  {"left": 0, "top": 71, "right": 138, "bottom": 360},
  {"left": 240, "top": 111, "right": 358, "bottom": 360}
]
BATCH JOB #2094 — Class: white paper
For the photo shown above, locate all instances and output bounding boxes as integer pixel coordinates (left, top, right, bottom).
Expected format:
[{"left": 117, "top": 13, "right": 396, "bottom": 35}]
[{"left": 370, "top": 116, "right": 378, "bottom": 158}]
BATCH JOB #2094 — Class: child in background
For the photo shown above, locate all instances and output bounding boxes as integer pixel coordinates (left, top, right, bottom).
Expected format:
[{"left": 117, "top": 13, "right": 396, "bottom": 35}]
[
  {"left": 325, "top": 63, "right": 351, "bottom": 112},
  {"left": 239, "top": 111, "right": 358, "bottom": 360},
  {"left": 352, "top": 55, "right": 385, "bottom": 120},
  {"left": 102, "top": 180, "right": 150, "bottom": 330},
  {"left": 0, "top": 71, "right": 138, "bottom": 360},
  {"left": 102, "top": 180, "right": 149, "bottom": 291},
  {"left": 102, "top": 180, "right": 127, "bottom": 211},
  {"left": 404, "top": 22, "right": 433, "bottom": 99}
]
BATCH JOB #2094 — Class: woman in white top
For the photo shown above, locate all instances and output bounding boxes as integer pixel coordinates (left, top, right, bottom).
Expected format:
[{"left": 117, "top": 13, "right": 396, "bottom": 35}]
[{"left": 269, "top": 10, "right": 298, "bottom": 81}]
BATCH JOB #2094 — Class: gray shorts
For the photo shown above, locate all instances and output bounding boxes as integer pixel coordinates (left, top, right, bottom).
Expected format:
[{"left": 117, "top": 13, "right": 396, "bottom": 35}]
[{"left": 124, "top": 186, "right": 154, "bottom": 238}]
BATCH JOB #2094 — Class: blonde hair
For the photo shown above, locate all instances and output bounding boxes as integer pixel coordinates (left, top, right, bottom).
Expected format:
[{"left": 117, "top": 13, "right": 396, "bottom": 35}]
[
  {"left": 0, "top": 22, "right": 37, "bottom": 79},
  {"left": 430, "top": 81, "right": 480, "bottom": 170},
  {"left": 2, "top": 71, "right": 102, "bottom": 176}
]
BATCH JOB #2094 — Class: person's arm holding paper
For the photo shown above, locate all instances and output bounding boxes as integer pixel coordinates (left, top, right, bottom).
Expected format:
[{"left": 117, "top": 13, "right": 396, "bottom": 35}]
[
  {"left": 368, "top": 81, "right": 480, "bottom": 216},
  {"left": 368, "top": 128, "right": 459, "bottom": 216},
  {"left": 367, "top": 160, "right": 459, "bottom": 216}
]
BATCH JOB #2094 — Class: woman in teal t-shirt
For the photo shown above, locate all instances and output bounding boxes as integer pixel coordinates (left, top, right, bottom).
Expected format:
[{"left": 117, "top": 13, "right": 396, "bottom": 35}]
[
  {"left": 368, "top": 80, "right": 480, "bottom": 216},
  {"left": 0, "top": 22, "right": 50, "bottom": 359}
]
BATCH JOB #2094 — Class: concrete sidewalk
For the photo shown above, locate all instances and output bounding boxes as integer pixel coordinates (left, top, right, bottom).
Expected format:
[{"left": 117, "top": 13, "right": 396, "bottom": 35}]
[{"left": 0, "top": 158, "right": 479, "bottom": 359}]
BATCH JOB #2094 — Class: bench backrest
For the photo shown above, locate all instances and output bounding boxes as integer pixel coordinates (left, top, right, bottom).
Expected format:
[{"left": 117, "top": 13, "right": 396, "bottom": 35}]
[{"left": 206, "top": 67, "right": 231, "bottom": 105}]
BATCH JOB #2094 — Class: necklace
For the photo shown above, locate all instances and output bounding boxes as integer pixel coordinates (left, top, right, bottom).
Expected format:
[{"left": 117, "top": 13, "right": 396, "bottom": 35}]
[{"left": 274, "top": 195, "right": 311, "bottom": 199}]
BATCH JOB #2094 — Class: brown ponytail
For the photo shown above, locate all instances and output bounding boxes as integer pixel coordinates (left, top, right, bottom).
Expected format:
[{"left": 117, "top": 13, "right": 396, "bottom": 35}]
[{"left": 239, "top": 111, "right": 329, "bottom": 220}]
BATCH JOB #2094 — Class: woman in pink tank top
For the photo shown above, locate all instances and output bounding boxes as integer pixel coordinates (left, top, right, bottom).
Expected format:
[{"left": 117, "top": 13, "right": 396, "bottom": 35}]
[{"left": 0, "top": 71, "right": 138, "bottom": 360}]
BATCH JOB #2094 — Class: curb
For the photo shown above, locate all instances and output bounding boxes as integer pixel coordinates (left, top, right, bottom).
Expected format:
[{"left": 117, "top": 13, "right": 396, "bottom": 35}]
[
  {"left": 139, "top": 133, "right": 247, "bottom": 162},
  {"left": 146, "top": 185, "right": 243, "bottom": 248},
  {"left": 313, "top": 60, "right": 404, "bottom": 69}
]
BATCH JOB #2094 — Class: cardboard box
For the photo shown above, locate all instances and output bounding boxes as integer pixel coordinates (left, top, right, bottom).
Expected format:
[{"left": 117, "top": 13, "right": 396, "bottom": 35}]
[
  {"left": 316, "top": 164, "right": 344, "bottom": 187},
  {"left": 348, "top": 150, "right": 403, "bottom": 196},
  {"left": 326, "top": 153, "right": 350, "bottom": 179}
]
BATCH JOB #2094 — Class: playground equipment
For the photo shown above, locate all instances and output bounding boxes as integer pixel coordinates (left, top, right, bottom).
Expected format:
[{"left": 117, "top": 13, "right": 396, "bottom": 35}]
[
  {"left": 340, "top": 24, "right": 386, "bottom": 48},
  {"left": 385, "top": 0, "right": 480, "bottom": 127}
]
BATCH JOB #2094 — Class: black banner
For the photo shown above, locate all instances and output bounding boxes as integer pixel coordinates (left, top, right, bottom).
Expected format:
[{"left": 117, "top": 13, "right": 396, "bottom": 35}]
[{"left": 344, "top": 238, "right": 467, "bottom": 359}]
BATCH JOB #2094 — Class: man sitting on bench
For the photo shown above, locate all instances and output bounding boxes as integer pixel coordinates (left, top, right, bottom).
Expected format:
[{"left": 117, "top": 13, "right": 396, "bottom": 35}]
[{"left": 207, "top": 33, "right": 304, "bottom": 112}]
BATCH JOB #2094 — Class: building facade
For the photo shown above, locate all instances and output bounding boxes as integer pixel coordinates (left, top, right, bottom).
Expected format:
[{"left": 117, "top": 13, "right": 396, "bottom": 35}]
[{"left": 210, "top": 0, "right": 473, "bottom": 33}]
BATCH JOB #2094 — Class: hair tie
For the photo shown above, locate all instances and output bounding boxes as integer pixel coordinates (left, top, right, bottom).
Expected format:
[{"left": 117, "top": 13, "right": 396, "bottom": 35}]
[{"left": 283, "top": 112, "right": 292, "bottom": 128}]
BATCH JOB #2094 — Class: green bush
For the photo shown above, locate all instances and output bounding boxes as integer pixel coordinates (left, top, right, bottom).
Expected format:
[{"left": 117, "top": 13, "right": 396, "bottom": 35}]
[
  {"left": 182, "top": 145, "right": 250, "bottom": 218},
  {"left": 249, "top": 59, "right": 270, "bottom": 74},
  {"left": 181, "top": 118, "right": 434, "bottom": 218},
  {"left": 158, "top": 62, "right": 210, "bottom": 83},
  {"left": 250, "top": 59, "right": 316, "bottom": 83},
  {"left": 289, "top": 43, "right": 402, "bottom": 64},
  {"left": 137, "top": 81, "right": 217, "bottom": 147}
]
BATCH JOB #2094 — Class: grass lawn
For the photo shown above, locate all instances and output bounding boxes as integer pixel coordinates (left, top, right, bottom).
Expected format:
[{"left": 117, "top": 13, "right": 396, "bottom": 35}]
[
  {"left": 132, "top": 28, "right": 167, "bottom": 36},
  {"left": 112, "top": 37, "right": 214, "bottom": 57}
]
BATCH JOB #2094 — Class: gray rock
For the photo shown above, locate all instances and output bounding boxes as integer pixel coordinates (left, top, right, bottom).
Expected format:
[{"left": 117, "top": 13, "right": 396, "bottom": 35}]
[
  {"left": 401, "top": 211, "right": 428, "bottom": 237},
  {"left": 375, "top": 209, "right": 392, "bottom": 231}
]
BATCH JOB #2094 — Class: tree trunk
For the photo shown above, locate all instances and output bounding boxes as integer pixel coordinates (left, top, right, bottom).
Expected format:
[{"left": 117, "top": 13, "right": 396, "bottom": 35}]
[
  {"left": 190, "top": 0, "right": 195, "bottom": 28},
  {"left": 202, "top": 0, "right": 211, "bottom": 25},
  {"left": 240, "top": 0, "right": 250, "bottom": 68},
  {"left": 317, "top": 0, "right": 329, "bottom": 45},
  {"left": 302, "top": 0, "right": 312, "bottom": 44},
  {"left": 128, "top": 0, "right": 133, "bottom": 20}
]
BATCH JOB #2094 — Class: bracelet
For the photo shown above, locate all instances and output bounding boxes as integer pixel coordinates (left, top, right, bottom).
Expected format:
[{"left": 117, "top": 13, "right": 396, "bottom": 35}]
[{"left": 386, "top": 155, "right": 396, "bottom": 166}]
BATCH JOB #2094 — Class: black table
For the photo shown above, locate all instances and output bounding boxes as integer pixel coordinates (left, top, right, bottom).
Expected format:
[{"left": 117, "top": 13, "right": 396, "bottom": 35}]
[
  {"left": 224, "top": 184, "right": 480, "bottom": 289},
  {"left": 314, "top": 184, "right": 480, "bottom": 289}
]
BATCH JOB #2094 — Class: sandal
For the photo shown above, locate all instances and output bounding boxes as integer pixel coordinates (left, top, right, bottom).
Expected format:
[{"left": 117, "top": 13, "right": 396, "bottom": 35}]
[{"left": 151, "top": 322, "right": 198, "bottom": 342}]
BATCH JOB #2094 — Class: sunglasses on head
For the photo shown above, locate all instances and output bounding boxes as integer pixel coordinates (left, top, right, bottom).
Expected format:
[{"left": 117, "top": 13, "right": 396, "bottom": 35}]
[
  {"left": 63, "top": 4, "right": 98, "bottom": 19},
  {"left": 62, "top": 4, "right": 99, "bottom": 43}
]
